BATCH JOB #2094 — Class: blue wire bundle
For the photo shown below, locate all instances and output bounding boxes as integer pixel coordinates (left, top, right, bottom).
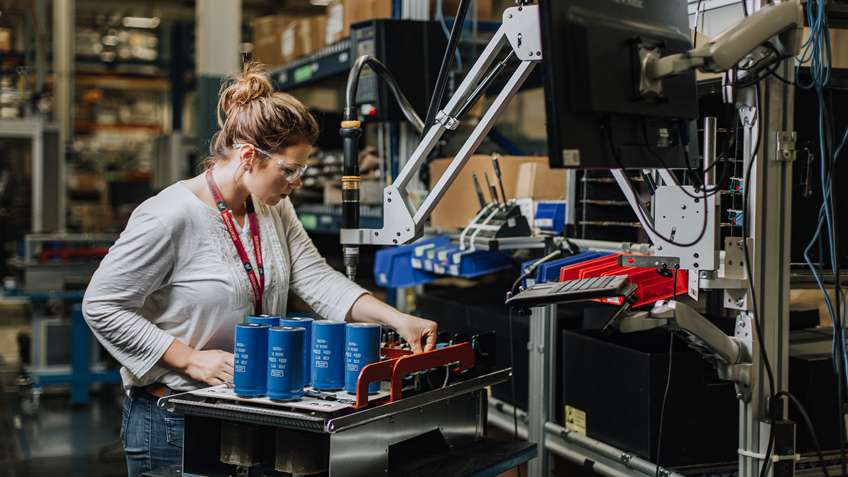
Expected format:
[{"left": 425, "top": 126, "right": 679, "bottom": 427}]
[{"left": 796, "top": 0, "right": 848, "bottom": 400}]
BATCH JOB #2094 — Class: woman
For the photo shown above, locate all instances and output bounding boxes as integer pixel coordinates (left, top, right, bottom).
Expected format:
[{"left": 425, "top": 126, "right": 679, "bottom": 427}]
[{"left": 82, "top": 63, "right": 438, "bottom": 476}]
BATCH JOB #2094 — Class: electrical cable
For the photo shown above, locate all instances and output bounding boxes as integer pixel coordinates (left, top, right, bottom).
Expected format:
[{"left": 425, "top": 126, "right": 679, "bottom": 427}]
[
  {"left": 604, "top": 122, "right": 710, "bottom": 248},
  {"left": 424, "top": 0, "right": 472, "bottom": 132},
  {"left": 773, "top": 391, "right": 832, "bottom": 477},
  {"left": 793, "top": 0, "right": 848, "bottom": 470},
  {"left": 435, "top": 0, "right": 463, "bottom": 72},
  {"left": 344, "top": 55, "right": 424, "bottom": 132},
  {"left": 655, "top": 267, "right": 678, "bottom": 477}
]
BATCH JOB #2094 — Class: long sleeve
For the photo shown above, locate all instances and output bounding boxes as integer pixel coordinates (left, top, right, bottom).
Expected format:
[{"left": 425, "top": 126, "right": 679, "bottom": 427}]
[
  {"left": 280, "top": 199, "right": 368, "bottom": 322},
  {"left": 82, "top": 210, "right": 177, "bottom": 380}
]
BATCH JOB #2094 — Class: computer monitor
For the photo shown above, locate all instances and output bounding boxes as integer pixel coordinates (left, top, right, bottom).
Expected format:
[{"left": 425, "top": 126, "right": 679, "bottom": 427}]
[{"left": 540, "top": 0, "right": 699, "bottom": 169}]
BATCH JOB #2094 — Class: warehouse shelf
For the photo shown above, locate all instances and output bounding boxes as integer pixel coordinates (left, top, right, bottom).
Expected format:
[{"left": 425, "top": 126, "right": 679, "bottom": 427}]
[
  {"left": 74, "top": 122, "right": 164, "bottom": 134},
  {"left": 75, "top": 73, "right": 170, "bottom": 91},
  {"left": 271, "top": 39, "right": 352, "bottom": 91}
]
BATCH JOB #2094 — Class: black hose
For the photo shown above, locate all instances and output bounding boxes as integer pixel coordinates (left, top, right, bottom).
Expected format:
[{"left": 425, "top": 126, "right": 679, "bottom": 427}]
[
  {"left": 424, "top": 0, "right": 472, "bottom": 131},
  {"left": 344, "top": 55, "right": 424, "bottom": 133}
]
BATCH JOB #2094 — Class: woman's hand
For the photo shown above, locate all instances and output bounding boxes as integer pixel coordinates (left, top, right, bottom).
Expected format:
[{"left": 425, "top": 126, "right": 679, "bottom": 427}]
[
  {"left": 184, "top": 349, "right": 235, "bottom": 386},
  {"left": 349, "top": 294, "right": 438, "bottom": 353},
  {"left": 393, "top": 314, "right": 438, "bottom": 353},
  {"left": 162, "top": 340, "right": 234, "bottom": 386}
]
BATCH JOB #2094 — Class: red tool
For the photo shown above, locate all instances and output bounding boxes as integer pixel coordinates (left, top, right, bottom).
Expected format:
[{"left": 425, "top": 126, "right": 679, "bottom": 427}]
[{"left": 353, "top": 342, "right": 476, "bottom": 409}]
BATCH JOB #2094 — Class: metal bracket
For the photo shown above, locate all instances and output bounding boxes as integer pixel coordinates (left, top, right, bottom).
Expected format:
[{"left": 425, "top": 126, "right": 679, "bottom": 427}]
[
  {"left": 503, "top": 5, "right": 542, "bottom": 61},
  {"left": 618, "top": 254, "right": 679, "bottom": 274},
  {"left": 738, "top": 105, "right": 757, "bottom": 127},
  {"left": 638, "top": 46, "right": 664, "bottom": 97},
  {"left": 776, "top": 131, "right": 797, "bottom": 162},
  {"left": 436, "top": 111, "right": 460, "bottom": 130}
]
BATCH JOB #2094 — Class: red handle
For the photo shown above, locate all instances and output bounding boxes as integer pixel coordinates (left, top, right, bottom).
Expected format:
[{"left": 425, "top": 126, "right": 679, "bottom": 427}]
[
  {"left": 353, "top": 347, "right": 412, "bottom": 408},
  {"left": 352, "top": 344, "right": 475, "bottom": 408},
  {"left": 389, "top": 342, "right": 475, "bottom": 402}
]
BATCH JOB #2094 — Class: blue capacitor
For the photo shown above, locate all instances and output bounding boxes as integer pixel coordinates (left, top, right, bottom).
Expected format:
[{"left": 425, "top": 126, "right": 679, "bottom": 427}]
[
  {"left": 345, "top": 323, "right": 382, "bottom": 395},
  {"left": 233, "top": 323, "right": 269, "bottom": 397},
  {"left": 279, "top": 315, "right": 314, "bottom": 386},
  {"left": 267, "top": 326, "right": 305, "bottom": 401},
  {"left": 311, "top": 321, "right": 346, "bottom": 390},
  {"left": 246, "top": 314, "right": 282, "bottom": 327}
]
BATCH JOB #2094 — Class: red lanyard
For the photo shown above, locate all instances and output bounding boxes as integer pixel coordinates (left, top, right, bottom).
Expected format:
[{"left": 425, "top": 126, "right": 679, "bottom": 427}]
[{"left": 205, "top": 169, "right": 265, "bottom": 314}]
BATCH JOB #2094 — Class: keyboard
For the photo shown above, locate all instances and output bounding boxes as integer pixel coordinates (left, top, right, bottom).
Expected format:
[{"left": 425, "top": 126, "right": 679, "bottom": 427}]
[{"left": 505, "top": 275, "right": 633, "bottom": 308}]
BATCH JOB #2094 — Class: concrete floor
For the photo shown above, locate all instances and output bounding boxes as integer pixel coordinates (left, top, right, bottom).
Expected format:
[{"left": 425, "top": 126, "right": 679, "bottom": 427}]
[{"left": 0, "top": 385, "right": 127, "bottom": 477}]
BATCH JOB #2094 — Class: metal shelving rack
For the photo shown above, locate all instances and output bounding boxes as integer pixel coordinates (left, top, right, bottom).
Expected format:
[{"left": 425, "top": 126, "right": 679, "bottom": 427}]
[{"left": 271, "top": 39, "right": 352, "bottom": 91}]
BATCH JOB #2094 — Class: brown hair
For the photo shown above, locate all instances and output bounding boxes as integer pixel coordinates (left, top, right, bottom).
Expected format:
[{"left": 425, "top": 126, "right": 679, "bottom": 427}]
[{"left": 205, "top": 61, "right": 319, "bottom": 168}]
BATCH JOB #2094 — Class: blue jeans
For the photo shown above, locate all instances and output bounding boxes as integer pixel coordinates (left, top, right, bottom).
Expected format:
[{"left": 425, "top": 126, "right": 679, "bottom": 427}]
[{"left": 121, "top": 389, "right": 184, "bottom": 477}]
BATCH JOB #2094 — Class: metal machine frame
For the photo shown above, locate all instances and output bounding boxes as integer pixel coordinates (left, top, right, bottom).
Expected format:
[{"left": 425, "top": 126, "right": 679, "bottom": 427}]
[
  {"left": 340, "top": 1, "right": 806, "bottom": 476},
  {"left": 161, "top": 370, "right": 525, "bottom": 477}
]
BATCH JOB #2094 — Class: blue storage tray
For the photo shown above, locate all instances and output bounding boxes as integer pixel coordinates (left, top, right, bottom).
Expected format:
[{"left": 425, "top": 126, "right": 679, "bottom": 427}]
[
  {"left": 374, "top": 237, "right": 449, "bottom": 288},
  {"left": 520, "top": 250, "right": 612, "bottom": 288}
]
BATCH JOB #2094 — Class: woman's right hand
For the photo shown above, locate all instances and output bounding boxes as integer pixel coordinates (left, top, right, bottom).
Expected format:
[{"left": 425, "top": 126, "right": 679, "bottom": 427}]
[{"left": 184, "top": 349, "right": 234, "bottom": 386}]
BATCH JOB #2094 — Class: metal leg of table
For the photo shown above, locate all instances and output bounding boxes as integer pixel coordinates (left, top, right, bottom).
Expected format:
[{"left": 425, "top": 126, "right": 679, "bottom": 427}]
[{"left": 527, "top": 304, "right": 556, "bottom": 477}]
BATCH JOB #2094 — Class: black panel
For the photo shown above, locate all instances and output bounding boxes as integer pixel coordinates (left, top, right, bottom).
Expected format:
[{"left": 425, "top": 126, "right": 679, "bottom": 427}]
[
  {"left": 351, "top": 20, "right": 447, "bottom": 123},
  {"left": 790, "top": 69, "right": 848, "bottom": 268},
  {"left": 540, "top": 0, "right": 699, "bottom": 169},
  {"left": 561, "top": 329, "right": 738, "bottom": 467}
]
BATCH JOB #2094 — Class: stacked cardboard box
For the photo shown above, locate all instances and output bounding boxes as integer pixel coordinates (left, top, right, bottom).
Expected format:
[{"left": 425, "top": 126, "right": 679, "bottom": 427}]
[
  {"left": 429, "top": 155, "right": 567, "bottom": 229},
  {"left": 252, "top": 0, "right": 500, "bottom": 67}
]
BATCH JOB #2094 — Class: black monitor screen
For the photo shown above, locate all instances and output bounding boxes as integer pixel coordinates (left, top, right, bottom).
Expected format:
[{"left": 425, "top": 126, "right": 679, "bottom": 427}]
[{"left": 540, "top": 0, "right": 699, "bottom": 169}]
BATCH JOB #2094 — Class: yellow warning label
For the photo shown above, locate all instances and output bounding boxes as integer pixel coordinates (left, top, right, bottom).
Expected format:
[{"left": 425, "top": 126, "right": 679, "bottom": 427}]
[{"left": 565, "top": 405, "right": 587, "bottom": 436}]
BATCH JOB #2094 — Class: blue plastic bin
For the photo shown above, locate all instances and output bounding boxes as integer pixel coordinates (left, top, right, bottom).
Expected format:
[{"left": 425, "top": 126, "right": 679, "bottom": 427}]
[{"left": 373, "top": 237, "right": 449, "bottom": 288}]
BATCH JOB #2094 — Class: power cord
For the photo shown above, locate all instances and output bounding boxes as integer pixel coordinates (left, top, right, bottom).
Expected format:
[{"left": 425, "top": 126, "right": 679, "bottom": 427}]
[
  {"left": 655, "top": 267, "right": 679, "bottom": 477},
  {"left": 603, "top": 121, "right": 710, "bottom": 248},
  {"left": 773, "top": 391, "right": 832, "bottom": 477}
]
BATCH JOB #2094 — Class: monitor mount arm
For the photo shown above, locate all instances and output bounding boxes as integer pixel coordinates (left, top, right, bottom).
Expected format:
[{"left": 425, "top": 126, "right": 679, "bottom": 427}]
[
  {"left": 617, "top": 300, "right": 754, "bottom": 401},
  {"left": 639, "top": 0, "right": 803, "bottom": 97}
]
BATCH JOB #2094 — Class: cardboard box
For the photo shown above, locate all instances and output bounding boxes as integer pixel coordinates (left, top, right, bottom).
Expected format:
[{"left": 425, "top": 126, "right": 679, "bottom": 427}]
[
  {"left": 515, "top": 162, "right": 567, "bottom": 199},
  {"left": 431, "top": 0, "right": 496, "bottom": 21},
  {"left": 281, "top": 21, "right": 302, "bottom": 64},
  {"left": 429, "top": 155, "right": 567, "bottom": 229},
  {"left": 252, "top": 15, "right": 291, "bottom": 67},
  {"left": 299, "top": 16, "right": 327, "bottom": 56},
  {"left": 252, "top": 14, "right": 317, "bottom": 67},
  {"left": 345, "top": 0, "right": 393, "bottom": 29},
  {"left": 0, "top": 28, "right": 12, "bottom": 52},
  {"left": 325, "top": 1, "right": 348, "bottom": 44}
]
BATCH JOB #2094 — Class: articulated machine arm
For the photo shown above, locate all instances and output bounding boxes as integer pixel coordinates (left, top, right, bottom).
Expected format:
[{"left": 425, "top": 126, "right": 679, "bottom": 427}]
[
  {"left": 618, "top": 300, "right": 755, "bottom": 401},
  {"left": 338, "top": 1, "right": 804, "bottom": 280},
  {"left": 339, "top": 4, "right": 543, "bottom": 280}
]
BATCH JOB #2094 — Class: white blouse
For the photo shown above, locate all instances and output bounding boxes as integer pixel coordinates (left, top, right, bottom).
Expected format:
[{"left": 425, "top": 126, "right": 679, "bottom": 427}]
[{"left": 82, "top": 182, "right": 367, "bottom": 391}]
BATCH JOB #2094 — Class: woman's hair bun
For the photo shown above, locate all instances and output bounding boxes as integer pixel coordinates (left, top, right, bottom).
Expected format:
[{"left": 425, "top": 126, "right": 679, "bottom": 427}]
[{"left": 217, "top": 62, "right": 273, "bottom": 123}]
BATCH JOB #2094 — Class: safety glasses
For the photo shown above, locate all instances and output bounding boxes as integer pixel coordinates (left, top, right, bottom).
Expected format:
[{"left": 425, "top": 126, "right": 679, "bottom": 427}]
[{"left": 234, "top": 143, "right": 308, "bottom": 183}]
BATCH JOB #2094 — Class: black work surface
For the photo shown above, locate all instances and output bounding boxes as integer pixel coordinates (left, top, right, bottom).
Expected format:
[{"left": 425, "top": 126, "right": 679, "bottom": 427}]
[{"left": 388, "top": 438, "right": 536, "bottom": 477}]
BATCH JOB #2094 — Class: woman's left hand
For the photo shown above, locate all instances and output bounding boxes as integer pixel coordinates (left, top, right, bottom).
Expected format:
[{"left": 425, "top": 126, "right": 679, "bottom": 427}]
[{"left": 394, "top": 314, "right": 438, "bottom": 353}]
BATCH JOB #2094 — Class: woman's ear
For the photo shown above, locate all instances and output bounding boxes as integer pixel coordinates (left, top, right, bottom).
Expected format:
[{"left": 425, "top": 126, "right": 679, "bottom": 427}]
[{"left": 239, "top": 145, "right": 256, "bottom": 171}]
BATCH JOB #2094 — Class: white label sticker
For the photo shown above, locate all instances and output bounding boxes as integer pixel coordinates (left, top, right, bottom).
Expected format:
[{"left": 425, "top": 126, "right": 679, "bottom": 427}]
[{"left": 565, "top": 405, "right": 587, "bottom": 436}]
